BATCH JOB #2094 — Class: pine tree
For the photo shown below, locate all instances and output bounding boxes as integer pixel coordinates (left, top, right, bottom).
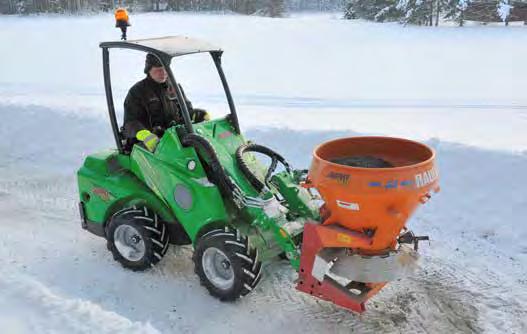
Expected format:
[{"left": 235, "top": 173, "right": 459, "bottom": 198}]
[
  {"left": 268, "top": 0, "right": 286, "bottom": 17},
  {"left": 397, "top": 0, "right": 436, "bottom": 25},
  {"left": 443, "top": 0, "right": 469, "bottom": 26},
  {"left": 497, "top": 0, "right": 512, "bottom": 25},
  {"left": 16, "top": 0, "right": 25, "bottom": 13},
  {"left": 344, "top": 0, "right": 401, "bottom": 22}
]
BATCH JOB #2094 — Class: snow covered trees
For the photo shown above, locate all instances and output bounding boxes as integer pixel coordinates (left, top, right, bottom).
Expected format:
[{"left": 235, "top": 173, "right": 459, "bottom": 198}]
[
  {"left": 344, "top": 0, "right": 442, "bottom": 25},
  {"left": 397, "top": 0, "right": 436, "bottom": 25},
  {"left": 459, "top": 1, "right": 527, "bottom": 26},
  {"left": 344, "top": 0, "right": 527, "bottom": 26},
  {"left": 0, "top": 0, "right": 341, "bottom": 15},
  {"left": 344, "top": 1, "right": 401, "bottom": 22},
  {"left": 443, "top": 0, "right": 468, "bottom": 26},
  {"left": 497, "top": 0, "right": 513, "bottom": 24},
  {"left": 352, "top": 1, "right": 407, "bottom": 22},
  {"left": 165, "top": 0, "right": 286, "bottom": 16},
  {"left": 0, "top": 0, "right": 107, "bottom": 14}
]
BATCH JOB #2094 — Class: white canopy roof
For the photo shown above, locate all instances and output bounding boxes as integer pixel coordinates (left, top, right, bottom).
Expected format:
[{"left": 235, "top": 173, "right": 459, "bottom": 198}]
[{"left": 100, "top": 36, "right": 222, "bottom": 57}]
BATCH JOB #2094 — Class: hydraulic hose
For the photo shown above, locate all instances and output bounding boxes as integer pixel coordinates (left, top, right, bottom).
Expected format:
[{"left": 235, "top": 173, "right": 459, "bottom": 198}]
[{"left": 182, "top": 133, "right": 235, "bottom": 197}]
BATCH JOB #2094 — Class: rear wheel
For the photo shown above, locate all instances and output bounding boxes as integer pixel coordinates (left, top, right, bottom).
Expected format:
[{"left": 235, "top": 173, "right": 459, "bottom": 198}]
[
  {"left": 193, "top": 227, "right": 262, "bottom": 301},
  {"left": 106, "top": 206, "right": 170, "bottom": 271}
]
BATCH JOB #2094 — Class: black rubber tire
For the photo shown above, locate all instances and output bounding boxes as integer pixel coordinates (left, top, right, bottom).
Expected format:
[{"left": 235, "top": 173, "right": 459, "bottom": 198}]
[
  {"left": 106, "top": 206, "right": 170, "bottom": 271},
  {"left": 193, "top": 227, "right": 262, "bottom": 301}
]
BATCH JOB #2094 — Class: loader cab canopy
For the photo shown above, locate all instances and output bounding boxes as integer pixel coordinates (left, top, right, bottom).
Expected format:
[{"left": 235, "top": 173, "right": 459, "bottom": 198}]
[
  {"left": 100, "top": 36, "right": 240, "bottom": 154},
  {"left": 100, "top": 36, "right": 223, "bottom": 58}
]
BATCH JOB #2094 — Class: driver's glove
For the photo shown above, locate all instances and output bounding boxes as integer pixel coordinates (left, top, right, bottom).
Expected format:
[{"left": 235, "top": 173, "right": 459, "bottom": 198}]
[
  {"left": 152, "top": 126, "right": 165, "bottom": 137},
  {"left": 192, "top": 108, "right": 211, "bottom": 122},
  {"left": 136, "top": 129, "right": 159, "bottom": 152}
]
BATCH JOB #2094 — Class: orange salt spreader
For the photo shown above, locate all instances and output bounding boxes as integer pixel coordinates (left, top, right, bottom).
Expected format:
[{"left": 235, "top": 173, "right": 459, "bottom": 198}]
[{"left": 296, "top": 136, "right": 440, "bottom": 313}]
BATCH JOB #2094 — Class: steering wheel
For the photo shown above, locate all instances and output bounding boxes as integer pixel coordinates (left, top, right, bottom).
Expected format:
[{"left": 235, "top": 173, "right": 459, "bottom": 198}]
[{"left": 236, "top": 143, "right": 292, "bottom": 193}]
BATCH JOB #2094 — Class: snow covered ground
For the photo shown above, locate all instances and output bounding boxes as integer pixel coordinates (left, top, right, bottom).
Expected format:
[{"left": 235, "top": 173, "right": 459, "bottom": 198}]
[{"left": 0, "top": 12, "right": 526, "bottom": 333}]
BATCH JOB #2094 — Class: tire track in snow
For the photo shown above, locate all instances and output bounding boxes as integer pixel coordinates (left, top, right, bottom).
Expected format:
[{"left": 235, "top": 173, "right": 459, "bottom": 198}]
[
  {"left": 248, "top": 256, "right": 516, "bottom": 334},
  {"left": 0, "top": 271, "right": 161, "bottom": 334},
  {"left": 1, "top": 106, "right": 526, "bottom": 332},
  {"left": 2, "top": 172, "right": 525, "bottom": 333},
  {"left": 0, "top": 175, "right": 78, "bottom": 213}
]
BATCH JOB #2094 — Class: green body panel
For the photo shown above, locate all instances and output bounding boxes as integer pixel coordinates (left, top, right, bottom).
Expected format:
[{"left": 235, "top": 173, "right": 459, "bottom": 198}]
[
  {"left": 190, "top": 120, "right": 319, "bottom": 267},
  {"left": 77, "top": 150, "right": 177, "bottom": 225},
  {"left": 129, "top": 127, "right": 229, "bottom": 241},
  {"left": 77, "top": 117, "right": 319, "bottom": 267}
]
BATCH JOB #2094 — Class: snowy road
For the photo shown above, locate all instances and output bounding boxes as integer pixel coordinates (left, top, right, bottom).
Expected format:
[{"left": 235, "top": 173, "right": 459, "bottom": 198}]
[{"left": 0, "top": 105, "right": 526, "bottom": 333}]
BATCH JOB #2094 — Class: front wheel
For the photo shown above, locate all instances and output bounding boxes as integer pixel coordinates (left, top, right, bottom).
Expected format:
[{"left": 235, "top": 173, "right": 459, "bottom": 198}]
[
  {"left": 193, "top": 227, "right": 262, "bottom": 301},
  {"left": 106, "top": 206, "right": 170, "bottom": 271}
]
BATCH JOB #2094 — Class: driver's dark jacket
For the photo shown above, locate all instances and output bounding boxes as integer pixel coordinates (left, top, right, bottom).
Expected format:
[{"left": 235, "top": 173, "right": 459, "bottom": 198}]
[{"left": 123, "top": 76, "right": 197, "bottom": 139}]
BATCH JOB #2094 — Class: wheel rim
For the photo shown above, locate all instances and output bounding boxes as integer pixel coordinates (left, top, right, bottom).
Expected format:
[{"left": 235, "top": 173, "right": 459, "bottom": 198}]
[
  {"left": 202, "top": 247, "right": 235, "bottom": 291},
  {"left": 114, "top": 225, "right": 146, "bottom": 262}
]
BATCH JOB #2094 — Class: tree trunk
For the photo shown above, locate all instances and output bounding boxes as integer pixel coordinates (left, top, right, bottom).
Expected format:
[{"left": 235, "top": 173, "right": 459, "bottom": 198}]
[
  {"left": 8, "top": 0, "right": 15, "bottom": 13},
  {"left": 435, "top": 0, "right": 440, "bottom": 26},
  {"left": 429, "top": 0, "right": 434, "bottom": 26}
]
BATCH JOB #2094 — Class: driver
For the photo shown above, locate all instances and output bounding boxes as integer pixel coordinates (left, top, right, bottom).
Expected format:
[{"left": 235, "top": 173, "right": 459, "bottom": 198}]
[{"left": 123, "top": 53, "right": 210, "bottom": 152}]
